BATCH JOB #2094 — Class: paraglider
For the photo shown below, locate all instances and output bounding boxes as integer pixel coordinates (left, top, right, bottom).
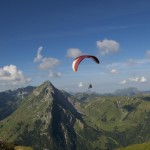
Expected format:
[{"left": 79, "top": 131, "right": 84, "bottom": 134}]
[
  {"left": 88, "top": 83, "right": 92, "bottom": 89},
  {"left": 72, "top": 55, "right": 100, "bottom": 72}
]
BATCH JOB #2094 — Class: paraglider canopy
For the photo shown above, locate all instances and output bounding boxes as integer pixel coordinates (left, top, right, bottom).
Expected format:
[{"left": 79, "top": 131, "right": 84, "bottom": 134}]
[{"left": 72, "top": 55, "right": 100, "bottom": 72}]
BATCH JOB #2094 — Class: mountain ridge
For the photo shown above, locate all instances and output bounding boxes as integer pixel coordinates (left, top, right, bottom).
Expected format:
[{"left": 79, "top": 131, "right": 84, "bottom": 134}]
[
  {"left": 0, "top": 81, "right": 150, "bottom": 150},
  {"left": 0, "top": 81, "right": 87, "bottom": 150}
]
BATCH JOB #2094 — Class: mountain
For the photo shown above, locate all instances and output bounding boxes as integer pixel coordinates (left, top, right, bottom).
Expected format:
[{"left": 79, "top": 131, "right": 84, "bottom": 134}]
[
  {"left": 73, "top": 92, "right": 101, "bottom": 102},
  {"left": 0, "top": 86, "right": 35, "bottom": 121},
  {"left": 0, "top": 81, "right": 90, "bottom": 150},
  {"left": 0, "top": 81, "right": 150, "bottom": 150},
  {"left": 114, "top": 87, "right": 139, "bottom": 96},
  {"left": 80, "top": 93, "right": 150, "bottom": 148}
]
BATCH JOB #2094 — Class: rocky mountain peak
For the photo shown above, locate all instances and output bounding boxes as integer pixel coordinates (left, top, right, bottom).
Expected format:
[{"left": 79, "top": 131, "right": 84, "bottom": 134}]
[
  {"left": 42, "top": 80, "right": 55, "bottom": 87},
  {"left": 41, "top": 80, "right": 56, "bottom": 92},
  {"left": 33, "top": 80, "right": 56, "bottom": 97}
]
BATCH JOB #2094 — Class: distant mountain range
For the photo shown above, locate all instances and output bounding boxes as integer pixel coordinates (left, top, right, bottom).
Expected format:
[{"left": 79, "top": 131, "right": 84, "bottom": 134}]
[
  {"left": 72, "top": 87, "right": 150, "bottom": 99},
  {"left": 113, "top": 87, "right": 139, "bottom": 96},
  {"left": 114, "top": 87, "right": 150, "bottom": 96},
  {"left": 0, "top": 81, "right": 150, "bottom": 150},
  {"left": 0, "top": 86, "right": 35, "bottom": 120}
]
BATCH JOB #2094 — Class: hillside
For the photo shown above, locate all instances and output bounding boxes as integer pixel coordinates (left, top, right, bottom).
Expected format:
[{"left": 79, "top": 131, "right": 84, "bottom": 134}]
[
  {"left": 0, "top": 86, "right": 35, "bottom": 121},
  {"left": 0, "top": 139, "right": 32, "bottom": 150},
  {"left": 0, "top": 81, "right": 150, "bottom": 149},
  {"left": 79, "top": 94, "right": 150, "bottom": 147},
  {"left": 117, "top": 142, "right": 150, "bottom": 150}
]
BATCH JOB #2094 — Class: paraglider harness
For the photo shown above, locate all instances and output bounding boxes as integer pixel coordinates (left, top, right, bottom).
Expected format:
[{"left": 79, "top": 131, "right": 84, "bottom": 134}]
[{"left": 88, "top": 83, "right": 92, "bottom": 89}]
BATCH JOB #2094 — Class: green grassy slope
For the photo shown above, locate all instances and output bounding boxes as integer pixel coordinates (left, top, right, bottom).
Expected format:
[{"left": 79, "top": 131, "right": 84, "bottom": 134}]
[
  {"left": 80, "top": 95, "right": 150, "bottom": 131},
  {"left": 78, "top": 94, "right": 150, "bottom": 149},
  {"left": 116, "top": 142, "right": 150, "bottom": 150}
]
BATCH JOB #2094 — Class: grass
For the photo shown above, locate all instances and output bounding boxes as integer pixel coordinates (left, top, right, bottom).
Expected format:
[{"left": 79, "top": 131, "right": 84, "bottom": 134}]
[
  {"left": 80, "top": 95, "right": 150, "bottom": 132},
  {"left": 116, "top": 142, "right": 150, "bottom": 150},
  {"left": 15, "top": 146, "right": 33, "bottom": 150}
]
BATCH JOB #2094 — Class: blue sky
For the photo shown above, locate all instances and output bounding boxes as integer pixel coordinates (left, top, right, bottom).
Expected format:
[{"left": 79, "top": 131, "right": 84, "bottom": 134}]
[{"left": 0, "top": 0, "right": 150, "bottom": 93}]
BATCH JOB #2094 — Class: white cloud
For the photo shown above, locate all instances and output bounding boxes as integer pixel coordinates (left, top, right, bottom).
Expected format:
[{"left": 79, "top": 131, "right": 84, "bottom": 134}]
[
  {"left": 128, "top": 76, "right": 147, "bottom": 83},
  {"left": 119, "top": 80, "right": 127, "bottom": 84},
  {"left": 78, "top": 82, "right": 84, "bottom": 87},
  {"left": 0, "top": 65, "right": 31, "bottom": 85},
  {"left": 97, "top": 39, "right": 120, "bottom": 56},
  {"left": 0, "top": 69, "right": 11, "bottom": 77},
  {"left": 34, "top": 46, "right": 43, "bottom": 63},
  {"left": 139, "top": 76, "right": 147, "bottom": 83},
  {"left": 67, "top": 48, "right": 83, "bottom": 58},
  {"left": 129, "top": 77, "right": 139, "bottom": 82},
  {"left": 34, "top": 47, "right": 60, "bottom": 71},
  {"left": 49, "top": 71, "right": 62, "bottom": 78},
  {"left": 146, "top": 50, "right": 150, "bottom": 59},
  {"left": 110, "top": 69, "right": 119, "bottom": 74},
  {"left": 39, "top": 57, "right": 60, "bottom": 71},
  {"left": 107, "top": 58, "right": 150, "bottom": 69}
]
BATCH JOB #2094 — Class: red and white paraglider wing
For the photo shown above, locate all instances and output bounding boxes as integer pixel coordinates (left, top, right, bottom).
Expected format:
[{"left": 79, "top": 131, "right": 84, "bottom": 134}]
[{"left": 72, "top": 55, "right": 100, "bottom": 72}]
